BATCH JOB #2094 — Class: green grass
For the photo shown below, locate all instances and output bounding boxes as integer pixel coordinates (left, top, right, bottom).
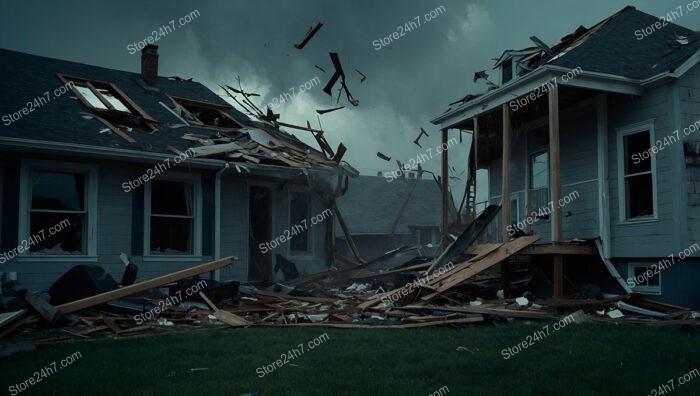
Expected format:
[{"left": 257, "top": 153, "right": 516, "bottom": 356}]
[{"left": 0, "top": 322, "right": 698, "bottom": 395}]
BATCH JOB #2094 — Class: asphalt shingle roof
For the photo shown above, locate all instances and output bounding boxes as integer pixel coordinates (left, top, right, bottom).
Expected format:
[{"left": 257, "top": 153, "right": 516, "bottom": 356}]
[{"left": 335, "top": 175, "right": 441, "bottom": 235}]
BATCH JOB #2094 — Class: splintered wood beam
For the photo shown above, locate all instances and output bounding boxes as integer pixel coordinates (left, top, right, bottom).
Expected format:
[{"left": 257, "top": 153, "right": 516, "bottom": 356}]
[
  {"left": 56, "top": 257, "right": 233, "bottom": 314},
  {"left": 294, "top": 22, "right": 323, "bottom": 49},
  {"left": 332, "top": 143, "right": 347, "bottom": 162},
  {"left": 277, "top": 121, "right": 324, "bottom": 134}
]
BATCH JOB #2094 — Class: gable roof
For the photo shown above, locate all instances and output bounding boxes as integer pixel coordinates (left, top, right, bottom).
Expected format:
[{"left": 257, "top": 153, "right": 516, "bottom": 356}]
[
  {"left": 434, "top": 6, "right": 700, "bottom": 125},
  {"left": 335, "top": 175, "right": 441, "bottom": 236},
  {"left": 548, "top": 6, "right": 699, "bottom": 79},
  {"left": 0, "top": 48, "right": 342, "bottom": 172}
]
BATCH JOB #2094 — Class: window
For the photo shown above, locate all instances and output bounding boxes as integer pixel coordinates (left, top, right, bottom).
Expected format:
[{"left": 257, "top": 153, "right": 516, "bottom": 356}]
[
  {"left": 145, "top": 177, "right": 201, "bottom": 256},
  {"left": 529, "top": 151, "right": 549, "bottom": 209},
  {"left": 289, "top": 191, "right": 311, "bottom": 254},
  {"left": 168, "top": 95, "right": 243, "bottom": 130},
  {"left": 59, "top": 74, "right": 157, "bottom": 134},
  {"left": 628, "top": 264, "right": 661, "bottom": 294},
  {"left": 501, "top": 58, "right": 513, "bottom": 84},
  {"left": 617, "top": 122, "right": 656, "bottom": 221},
  {"left": 19, "top": 161, "right": 98, "bottom": 257},
  {"left": 412, "top": 226, "right": 439, "bottom": 246}
]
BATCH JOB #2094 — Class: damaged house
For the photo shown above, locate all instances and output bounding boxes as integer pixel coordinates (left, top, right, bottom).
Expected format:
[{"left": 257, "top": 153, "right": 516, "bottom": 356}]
[
  {"left": 334, "top": 174, "right": 442, "bottom": 260},
  {"left": 431, "top": 6, "right": 700, "bottom": 308},
  {"left": 0, "top": 45, "right": 354, "bottom": 292}
]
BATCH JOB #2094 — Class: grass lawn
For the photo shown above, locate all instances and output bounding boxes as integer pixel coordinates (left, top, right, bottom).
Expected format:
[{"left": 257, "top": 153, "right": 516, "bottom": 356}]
[{"left": 0, "top": 321, "right": 698, "bottom": 395}]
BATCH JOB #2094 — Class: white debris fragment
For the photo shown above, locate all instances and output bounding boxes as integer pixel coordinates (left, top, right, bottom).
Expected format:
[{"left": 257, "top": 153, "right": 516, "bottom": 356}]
[
  {"left": 515, "top": 297, "right": 529, "bottom": 307},
  {"left": 606, "top": 309, "right": 624, "bottom": 318}
]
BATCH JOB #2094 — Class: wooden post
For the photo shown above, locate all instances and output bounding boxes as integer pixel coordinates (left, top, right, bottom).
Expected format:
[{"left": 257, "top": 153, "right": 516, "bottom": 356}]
[
  {"left": 473, "top": 116, "right": 479, "bottom": 222},
  {"left": 501, "top": 104, "right": 512, "bottom": 297},
  {"left": 549, "top": 86, "right": 564, "bottom": 298},
  {"left": 441, "top": 128, "right": 449, "bottom": 249}
]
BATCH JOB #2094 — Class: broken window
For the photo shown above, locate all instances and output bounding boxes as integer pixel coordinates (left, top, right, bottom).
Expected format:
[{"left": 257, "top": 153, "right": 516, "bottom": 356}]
[
  {"left": 623, "top": 130, "right": 654, "bottom": 219},
  {"left": 289, "top": 191, "right": 311, "bottom": 253},
  {"left": 149, "top": 180, "right": 195, "bottom": 255},
  {"left": 168, "top": 95, "right": 243, "bottom": 130},
  {"left": 59, "top": 74, "right": 157, "bottom": 134},
  {"left": 29, "top": 170, "right": 86, "bottom": 254},
  {"left": 529, "top": 151, "right": 549, "bottom": 209}
]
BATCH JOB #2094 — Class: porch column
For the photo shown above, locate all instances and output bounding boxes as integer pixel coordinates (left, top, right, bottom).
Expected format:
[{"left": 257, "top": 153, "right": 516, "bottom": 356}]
[
  {"left": 441, "top": 128, "right": 449, "bottom": 249},
  {"left": 473, "top": 116, "right": 479, "bottom": 222},
  {"left": 549, "top": 86, "right": 564, "bottom": 298},
  {"left": 501, "top": 104, "right": 512, "bottom": 297}
]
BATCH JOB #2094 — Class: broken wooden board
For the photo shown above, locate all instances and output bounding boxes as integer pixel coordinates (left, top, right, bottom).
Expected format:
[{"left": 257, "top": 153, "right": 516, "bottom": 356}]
[
  {"left": 199, "top": 292, "right": 248, "bottom": 327},
  {"left": 421, "top": 235, "right": 541, "bottom": 301},
  {"left": 426, "top": 204, "right": 501, "bottom": 273},
  {"left": 191, "top": 142, "right": 242, "bottom": 158},
  {"left": 56, "top": 257, "right": 233, "bottom": 314},
  {"left": 256, "top": 316, "right": 483, "bottom": 329},
  {"left": 245, "top": 290, "right": 337, "bottom": 304},
  {"left": 400, "top": 304, "right": 553, "bottom": 319}
]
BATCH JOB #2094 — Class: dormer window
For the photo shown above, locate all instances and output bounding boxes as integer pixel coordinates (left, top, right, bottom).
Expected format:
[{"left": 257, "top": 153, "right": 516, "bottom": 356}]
[
  {"left": 501, "top": 58, "right": 513, "bottom": 84},
  {"left": 167, "top": 95, "right": 243, "bottom": 130},
  {"left": 59, "top": 74, "right": 157, "bottom": 138}
]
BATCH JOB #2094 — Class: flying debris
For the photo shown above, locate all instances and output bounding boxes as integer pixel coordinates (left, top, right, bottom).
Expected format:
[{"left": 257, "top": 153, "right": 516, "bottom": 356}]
[
  {"left": 294, "top": 22, "right": 323, "bottom": 49},
  {"left": 413, "top": 128, "right": 429, "bottom": 148},
  {"left": 322, "top": 52, "right": 359, "bottom": 106},
  {"left": 225, "top": 84, "right": 260, "bottom": 97},
  {"left": 377, "top": 152, "right": 391, "bottom": 161},
  {"left": 314, "top": 64, "right": 326, "bottom": 73},
  {"left": 316, "top": 106, "right": 345, "bottom": 115},
  {"left": 473, "top": 70, "right": 499, "bottom": 89},
  {"left": 355, "top": 69, "right": 367, "bottom": 83}
]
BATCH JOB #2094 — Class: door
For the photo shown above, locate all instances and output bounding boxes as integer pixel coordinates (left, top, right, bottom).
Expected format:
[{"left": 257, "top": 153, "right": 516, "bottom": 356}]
[{"left": 248, "top": 186, "right": 272, "bottom": 283}]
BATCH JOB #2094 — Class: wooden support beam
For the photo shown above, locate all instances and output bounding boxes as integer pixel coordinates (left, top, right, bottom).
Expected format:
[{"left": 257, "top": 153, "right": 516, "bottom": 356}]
[
  {"left": 549, "top": 85, "right": 564, "bottom": 298},
  {"left": 334, "top": 206, "right": 366, "bottom": 263},
  {"left": 501, "top": 104, "right": 512, "bottom": 298},
  {"left": 473, "top": 116, "right": 479, "bottom": 222},
  {"left": 441, "top": 128, "right": 449, "bottom": 249},
  {"left": 56, "top": 257, "right": 233, "bottom": 314}
]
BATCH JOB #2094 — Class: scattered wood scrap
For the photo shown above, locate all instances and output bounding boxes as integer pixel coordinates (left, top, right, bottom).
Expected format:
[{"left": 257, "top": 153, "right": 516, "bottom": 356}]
[{"left": 294, "top": 22, "right": 323, "bottom": 49}]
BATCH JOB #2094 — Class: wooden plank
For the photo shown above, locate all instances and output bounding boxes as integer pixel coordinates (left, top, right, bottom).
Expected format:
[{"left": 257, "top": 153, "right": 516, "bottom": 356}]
[
  {"left": 441, "top": 128, "right": 449, "bottom": 249},
  {"left": 198, "top": 292, "right": 249, "bottom": 327},
  {"left": 257, "top": 316, "right": 482, "bottom": 329},
  {"left": 92, "top": 114, "right": 136, "bottom": 143},
  {"left": 245, "top": 290, "right": 337, "bottom": 304},
  {"left": 401, "top": 304, "right": 553, "bottom": 319},
  {"left": 294, "top": 22, "right": 324, "bottom": 49},
  {"left": 166, "top": 146, "right": 185, "bottom": 156},
  {"left": 0, "top": 315, "right": 34, "bottom": 339},
  {"left": 191, "top": 142, "right": 242, "bottom": 158},
  {"left": 57, "top": 257, "right": 233, "bottom": 313},
  {"left": 421, "top": 235, "right": 541, "bottom": 301},
  {"left": 501, "top": 104, "right": 512, "bottom": 297},
  {"left": 521, "top": 243, "right": 597, "bottom": 255},
  {"left": 332, "top": 143, "right": 347, "bottom": 162}
]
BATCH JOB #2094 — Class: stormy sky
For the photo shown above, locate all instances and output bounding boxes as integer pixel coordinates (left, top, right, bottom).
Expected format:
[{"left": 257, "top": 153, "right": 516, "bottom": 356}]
[{"left": 2, "top": 0, "right": 699, "bottom": 205}]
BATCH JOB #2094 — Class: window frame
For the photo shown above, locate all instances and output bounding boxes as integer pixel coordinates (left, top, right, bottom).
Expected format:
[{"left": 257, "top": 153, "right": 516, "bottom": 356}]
[
  {"left": 18, "top": 160, "right": 98, "bottom": 261},
  {"left": 616, "top": 120, "right": 658, "bottom": 224},
  {"left": 288, "top": 189, "right": 313, "bottom": 256},
  {"left": 58, "top": 73, "right": 158, "bottom": 136},
  {"left": 528, "top": 149, "right": 549, "bottom": 210},
  {"left": 627, "top": 263, "right": 662, "bottom": 295},
  {"left": 143, "top": 173, "right": 202, "bottom": 260},
  {"left": 166, "top": 94, "right": 244, "bottom": 131}
]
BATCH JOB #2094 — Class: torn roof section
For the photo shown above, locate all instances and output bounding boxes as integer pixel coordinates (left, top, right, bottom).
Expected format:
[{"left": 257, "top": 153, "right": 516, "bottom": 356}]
[
  {"left": 0, "top": 47, "right": 353, "bottom": 175},
  {"left": 434, "top": 5, "right": 700, "bottom": 127}
]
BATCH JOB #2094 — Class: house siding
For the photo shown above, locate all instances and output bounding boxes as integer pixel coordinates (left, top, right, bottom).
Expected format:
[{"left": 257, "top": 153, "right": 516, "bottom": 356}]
[
  {"left": 607, "top": 83, "right": 678, "bottom": 257},
  {"left": 680, "top": 64, "right": 700, "bottom": 243}
]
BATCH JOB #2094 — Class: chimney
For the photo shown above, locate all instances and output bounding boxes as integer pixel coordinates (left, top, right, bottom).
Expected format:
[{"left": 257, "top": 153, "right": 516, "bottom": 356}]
[{"left": 140, "top": 44, "right": 159, "bottom": 86}]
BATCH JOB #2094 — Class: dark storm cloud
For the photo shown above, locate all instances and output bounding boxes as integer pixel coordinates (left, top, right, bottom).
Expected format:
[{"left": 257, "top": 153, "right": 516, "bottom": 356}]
[{"left": 2, "top": 0, "right": 698, "bottom": 201}]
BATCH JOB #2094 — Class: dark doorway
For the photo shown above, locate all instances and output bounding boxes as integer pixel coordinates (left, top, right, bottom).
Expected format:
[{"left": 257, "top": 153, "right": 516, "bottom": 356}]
[{"left": 248, "top": 186, "right": 272, "bottom": 283}]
